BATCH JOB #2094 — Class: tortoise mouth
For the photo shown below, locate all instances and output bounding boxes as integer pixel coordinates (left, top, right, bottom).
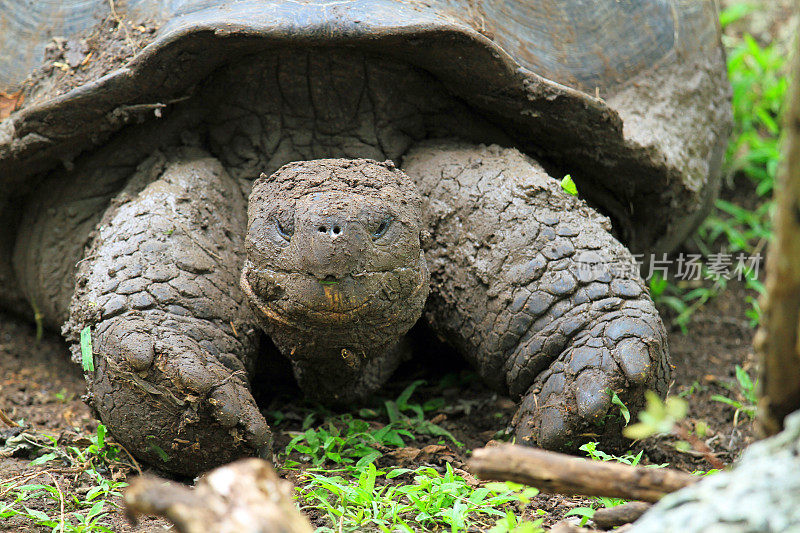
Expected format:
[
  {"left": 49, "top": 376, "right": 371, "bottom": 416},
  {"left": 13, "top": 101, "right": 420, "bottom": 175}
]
[{"left": 240, "top": 263, "right": 427, "bottom": 327}]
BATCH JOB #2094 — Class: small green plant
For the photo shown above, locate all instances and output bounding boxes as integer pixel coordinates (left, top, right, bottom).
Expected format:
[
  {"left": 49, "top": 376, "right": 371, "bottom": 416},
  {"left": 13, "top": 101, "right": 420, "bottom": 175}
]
[
  {"left": 744, "top": 274, "right": 766, "bottom": 326},
  {"left": 80, "top": 326, "right": 94, "bottom": 372},
  {"left": 382, "top": 380, "right": 462, "bottom": 446},
  {"left": 573, "top": 442, "right": 666, "bottom": 523},
  {"left": 564, "top": 506, "right": 595, "bottom": 527},
  {"left": 488, "top": 508, "right": 546, "bottom": 533},
  {"left": 622, "top": 392, "right": 725, "bottom": 469},
  {"left": 296, "top": 463, "right": 543, "bottom": 532},
  {"left": 711, "top": 365, "right": 758, "bottom": 421},
  {"left": 0, "top": 425, "right": 131, "bottom": 533},
  {"left": 649, "top": 271, "right": 727, "bottom": 334},
  {"left": 284, "top": 381, "right": 461, "bottom": 469},
  {"left": 623, "top": 392, "right": 688, "bottom": 441},
  {"left": 609, "top": 390, "right": 631, "bottom": 425},
  {"left": 677, "top": 380, "right": 708, "bottom": 398},
  {"left": 53, "top": 388, "right": 75, "bottom": 403},
  {"left": 284, "top": 414, "right": 402, "bottom": 468},
  {"left": 579, "top": 441, "right": 662, "bottom": 469},
  {"left": 560, "top": 174, "right": 578, "bottom": 196}
]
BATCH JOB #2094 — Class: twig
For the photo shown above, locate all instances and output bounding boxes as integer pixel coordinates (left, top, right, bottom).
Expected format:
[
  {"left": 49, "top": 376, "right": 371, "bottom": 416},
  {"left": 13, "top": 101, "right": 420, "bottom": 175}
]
[
  {"left": 108, "top": 0, "right": 137, "bottom": 51},
  {"left": 113, "top": 440, "right": 143, "bottom": 476},
  {"left": 0, "top": 408, "right": 18, "bottom": 427},
  {"left": 45, "top": 471, "right": 65, "bottom": 533},
  {"left": 593, "top": 501, "right": 652, "bottom": 528},
  {"left": 108, "top": 95, "right": 192, "bottom": 121},
  {"left": 468, "top": 444, "right": 697, "bottom": 503},
  {"left": 673, "top": 421, "right": 725, "bottom": 470}
]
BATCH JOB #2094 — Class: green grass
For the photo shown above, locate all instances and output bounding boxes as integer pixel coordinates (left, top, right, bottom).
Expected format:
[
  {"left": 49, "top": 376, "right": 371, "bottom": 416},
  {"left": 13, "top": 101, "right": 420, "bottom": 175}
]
[
  {"left": 0, "top": 425, "right": 132, "bottom": 533},
  {"left": 562, "top": 441, "right": 670, "bottom": 527},
  {"left": 703, "top": 4, "right": 787, "bottom": 247},
  {"left": 0, "top": 380, "right": 542, "bottom": 533},
  {"left": 711, "top": 365, "right": 759, "bottom": 422},
  {"left": 649, "top": 271, "right": 728, "bottom": 334},
  {"left": 276, "top": 381, "right": 545, "bottom": 532},
  {"left": 653, "top": 3, "right": 787, "bottom": 332},
  {"left": 295, "top": 463, "right": 544, "bottom": 532},
  {"left": 279, "top": 381, "right": 461, "bottom": 470}
]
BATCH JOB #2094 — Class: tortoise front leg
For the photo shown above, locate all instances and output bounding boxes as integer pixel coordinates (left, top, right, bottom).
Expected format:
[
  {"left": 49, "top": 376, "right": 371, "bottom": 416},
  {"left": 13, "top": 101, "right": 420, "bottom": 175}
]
[
  {"left": 65, "top": 148, "right": 270, "bottom": 475},
  {"left": 403, "top": 141, "right": 669, "bottom": 450}
]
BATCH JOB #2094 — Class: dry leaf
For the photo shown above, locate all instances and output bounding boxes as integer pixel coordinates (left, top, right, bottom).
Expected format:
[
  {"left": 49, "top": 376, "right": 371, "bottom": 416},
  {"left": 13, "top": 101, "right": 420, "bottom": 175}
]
[
  {"left": 419, "top": 444, "right": 448, "bottom": 456},
  {"left": 386, "top": 446, "right": 422, "bottom": 465}
]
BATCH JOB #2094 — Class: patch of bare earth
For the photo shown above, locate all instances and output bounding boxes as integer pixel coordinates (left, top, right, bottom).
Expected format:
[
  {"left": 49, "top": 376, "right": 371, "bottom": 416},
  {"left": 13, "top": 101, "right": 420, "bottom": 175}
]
[{"left": 0, "top": 314, "right": 171, "bottom": 532}]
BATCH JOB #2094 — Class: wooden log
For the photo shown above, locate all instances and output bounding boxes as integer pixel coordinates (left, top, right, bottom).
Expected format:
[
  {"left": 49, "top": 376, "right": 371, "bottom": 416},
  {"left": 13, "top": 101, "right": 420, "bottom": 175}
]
[
  {"left": 468, "top": 444, "right": 697, "bottom": 503},
  {"left": 124, "top": 458, "right": 312, "bottom": 533},
  {"left": 593, "top": 501, "right": 652, "bottom": 529}
]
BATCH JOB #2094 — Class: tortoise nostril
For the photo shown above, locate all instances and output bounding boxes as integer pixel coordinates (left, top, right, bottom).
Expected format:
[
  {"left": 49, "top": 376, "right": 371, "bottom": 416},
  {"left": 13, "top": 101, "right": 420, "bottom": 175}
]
[
  {"left": 318, "top": 225, "right": 327, "bottom": 233},
  {"left": 332, "top": 225, "right": 341, "bottom": 235}
]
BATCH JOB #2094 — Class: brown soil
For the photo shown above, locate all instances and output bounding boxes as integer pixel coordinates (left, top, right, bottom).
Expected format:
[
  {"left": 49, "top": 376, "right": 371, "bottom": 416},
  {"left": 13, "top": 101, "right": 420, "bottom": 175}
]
[{"left": 0, "top": 314, "right": 171, "bottom": 532}]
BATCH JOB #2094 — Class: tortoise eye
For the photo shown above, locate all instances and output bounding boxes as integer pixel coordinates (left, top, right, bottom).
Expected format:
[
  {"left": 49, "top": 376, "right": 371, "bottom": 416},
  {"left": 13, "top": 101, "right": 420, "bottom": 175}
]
[
  {"left": 372, "top": 217, "right": 392, "bottom": 240},
  {"left": 275, "top": 217, "right": 294, "bottom": 241}
]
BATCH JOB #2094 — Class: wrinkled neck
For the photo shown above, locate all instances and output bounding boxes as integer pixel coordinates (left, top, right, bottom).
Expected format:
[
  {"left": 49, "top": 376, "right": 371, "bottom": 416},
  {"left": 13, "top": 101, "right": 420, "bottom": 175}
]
[{"left": 283, "top": 333, "right": 406, "bottom": 403}]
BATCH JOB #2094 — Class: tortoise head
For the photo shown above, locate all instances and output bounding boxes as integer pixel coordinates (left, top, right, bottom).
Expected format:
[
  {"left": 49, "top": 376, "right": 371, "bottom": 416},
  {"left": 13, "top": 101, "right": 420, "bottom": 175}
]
[{"left": 241, "top": 158, "right": 429, "bottom": 366}]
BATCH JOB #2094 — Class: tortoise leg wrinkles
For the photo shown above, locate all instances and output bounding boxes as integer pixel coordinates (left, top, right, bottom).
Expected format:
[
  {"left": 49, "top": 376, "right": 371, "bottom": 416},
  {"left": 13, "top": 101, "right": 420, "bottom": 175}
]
[
  {"left": 64, "top": 147, "right": 270, "bottom": 475},
  {"left": 403, "top": 141, "right": 670, "bottom": 449}
]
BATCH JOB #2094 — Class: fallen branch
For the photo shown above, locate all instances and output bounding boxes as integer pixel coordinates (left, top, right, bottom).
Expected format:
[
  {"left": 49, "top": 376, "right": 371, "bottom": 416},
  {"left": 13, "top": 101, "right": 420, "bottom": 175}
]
[
  {"left": 593, "top": 501, "right": 652, "bottom": 529},
  {"left": 468, "top": 444, "right": 697, "bottom": 503},
  {"left": 125, "top": 458, "right": 312, "bottom": 533}
]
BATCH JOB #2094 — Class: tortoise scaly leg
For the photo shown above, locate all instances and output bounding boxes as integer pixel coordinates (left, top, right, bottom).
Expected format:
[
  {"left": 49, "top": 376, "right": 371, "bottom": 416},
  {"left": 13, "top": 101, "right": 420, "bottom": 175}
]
[
  {"left": 403, "top": 141, "right": 669, "bottom": 450},
  {"left": 65, "top": 148, "right": 270, "bottom": 475}
]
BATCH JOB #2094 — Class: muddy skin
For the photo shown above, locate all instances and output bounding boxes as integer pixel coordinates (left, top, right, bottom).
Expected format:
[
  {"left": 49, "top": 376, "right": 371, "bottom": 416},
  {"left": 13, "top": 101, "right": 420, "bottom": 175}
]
[
  {"left": 242, "top": 159, "right": 429, "bottom": 402},
  {"left": 63, "top": 148, "right": 270, "bottom": 474},
  {"left": 11, "top": 49, "right": 669, "bottom": 475},
  {"left": 404, "top": 141, "right": 669, "bottom": 448}
]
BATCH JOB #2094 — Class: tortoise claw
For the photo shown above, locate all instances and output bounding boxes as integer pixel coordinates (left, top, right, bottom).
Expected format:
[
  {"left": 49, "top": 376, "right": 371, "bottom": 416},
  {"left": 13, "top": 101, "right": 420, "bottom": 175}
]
[
  {"left": 88, "top": 312, "right": 271, "bottom": 475},
  {"left": 512, "top": 303, "right": 668, "bottom": 451}
]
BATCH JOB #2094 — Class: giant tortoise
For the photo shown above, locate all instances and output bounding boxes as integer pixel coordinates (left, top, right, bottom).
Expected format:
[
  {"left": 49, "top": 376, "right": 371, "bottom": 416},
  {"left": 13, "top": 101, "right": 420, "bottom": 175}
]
[{"left": 0, "top": 0, "right": 731, "bottom": 475}]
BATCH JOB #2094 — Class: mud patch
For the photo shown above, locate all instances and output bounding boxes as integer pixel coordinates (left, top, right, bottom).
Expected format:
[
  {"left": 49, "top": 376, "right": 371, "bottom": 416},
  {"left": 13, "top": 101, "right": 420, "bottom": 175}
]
[{"left": 20, "top": 14, "right": 158, "bottom": 108}]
